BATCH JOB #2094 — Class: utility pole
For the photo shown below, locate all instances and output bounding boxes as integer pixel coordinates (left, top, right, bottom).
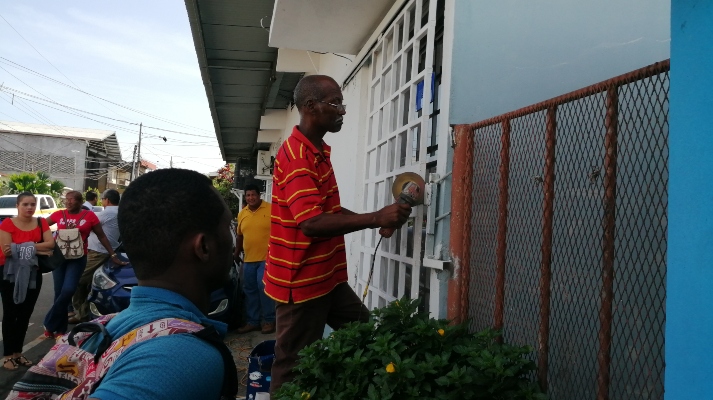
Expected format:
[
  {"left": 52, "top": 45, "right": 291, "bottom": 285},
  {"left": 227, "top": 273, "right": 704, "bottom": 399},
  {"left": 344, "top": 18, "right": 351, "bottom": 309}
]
[
  {"left": 136, "top": 123, "right": 143, "bottom": 177},
  {"left": 131, "top": 145, "right": 138, "bottom": 181}
]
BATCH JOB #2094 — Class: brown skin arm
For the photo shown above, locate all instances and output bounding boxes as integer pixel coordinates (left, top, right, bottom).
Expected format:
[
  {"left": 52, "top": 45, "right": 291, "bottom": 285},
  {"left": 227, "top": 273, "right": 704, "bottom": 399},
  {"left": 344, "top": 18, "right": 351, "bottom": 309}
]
[
  {"left": 91, "top": 224, "right": 128, "bottom": 265},
  {"left": 35, "top": 226, "right": 55, "bottom": 252},
  {"left": 0, "top": 222, "right": 56, "bottom": 256},
  {"left": 299, "top": 203, "right": 411, "bottom": 238},
  {"left": 233, "top": 234, "right": 244, "bottom": 261},
  {"left": 0, "top": 230, "right": 12, "bottom": 257}
]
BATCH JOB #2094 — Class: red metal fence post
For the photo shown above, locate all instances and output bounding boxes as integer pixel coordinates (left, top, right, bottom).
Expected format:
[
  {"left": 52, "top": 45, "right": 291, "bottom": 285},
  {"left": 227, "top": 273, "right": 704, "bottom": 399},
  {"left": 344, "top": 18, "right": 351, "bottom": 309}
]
[
  {"left": 448, "top": 124, "right": 474, "bottom": 325},
  {"left": 597, "top": 86, "right": 618, "bottom": 400},
  {"left": 494, "top": 120, "right": 511, "bottom": 333},
  {"left": 538, "top": 106, "right": 557, "bottom": 393}
]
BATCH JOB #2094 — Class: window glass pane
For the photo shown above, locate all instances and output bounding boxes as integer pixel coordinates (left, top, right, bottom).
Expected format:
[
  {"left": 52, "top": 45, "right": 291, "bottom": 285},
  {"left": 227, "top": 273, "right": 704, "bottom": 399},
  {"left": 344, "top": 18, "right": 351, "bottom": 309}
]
[
  {"left": 402, "top": 90, "right": 411, "bottom": 126},
  {"left": 399, "top": 131, "right": 407, "bottom": 167},
  {"left": 372, "top": 47, "right": 381, "bottom": 79},
  {"left": 391, "top": 260, "right": 400, "bottom": 298},
  {"left": 384, "top": 34, "right": 394, "bottom": 65},
  {"left": 406, "top": 48, "right": 414, "bottom": 83},
  {"left": 408, "top": 7, "right": 416, "bottom": 41},
  {"left": 418, "top": 36, "right": 427, "bottom": 73},
  {"left": 421, "top": 0, "right": 430, "bottom": 28},
  {"left": 412, "top": 125, "right": 421, "bottom": 162}
]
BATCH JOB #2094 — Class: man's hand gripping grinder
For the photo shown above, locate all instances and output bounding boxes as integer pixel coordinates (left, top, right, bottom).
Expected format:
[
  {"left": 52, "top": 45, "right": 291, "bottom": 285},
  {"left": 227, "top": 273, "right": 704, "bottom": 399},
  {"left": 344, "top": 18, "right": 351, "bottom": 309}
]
[{"left": 363, "top": 172, "right": 425, "bottom": 302}]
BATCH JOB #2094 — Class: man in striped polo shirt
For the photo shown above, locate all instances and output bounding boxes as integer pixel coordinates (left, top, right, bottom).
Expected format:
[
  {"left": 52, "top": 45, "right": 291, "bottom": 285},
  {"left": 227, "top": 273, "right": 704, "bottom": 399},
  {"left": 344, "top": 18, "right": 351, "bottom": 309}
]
[{"left": 265, "top": 75, "right": 412, "bottom": 393}]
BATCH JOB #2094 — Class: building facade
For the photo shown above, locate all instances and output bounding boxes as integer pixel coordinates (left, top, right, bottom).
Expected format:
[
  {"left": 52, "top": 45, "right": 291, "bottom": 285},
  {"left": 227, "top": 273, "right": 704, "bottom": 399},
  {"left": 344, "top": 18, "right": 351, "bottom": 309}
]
[
  {"left": 185, "top": 1, "right": 698, "bottom": 398},
  {"left": 0, "top": 121, "right": 122, "bottom": 191}
]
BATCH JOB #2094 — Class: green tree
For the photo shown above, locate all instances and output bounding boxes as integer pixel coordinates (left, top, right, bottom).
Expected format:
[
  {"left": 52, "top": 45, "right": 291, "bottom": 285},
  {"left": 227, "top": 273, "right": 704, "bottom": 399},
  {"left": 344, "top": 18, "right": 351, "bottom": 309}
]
[
  {"left": 212, "top": 164, "right": 241, "bottom": 217},
  {"left": 6, "top": 172, "right": 64, "bottom": 197}
]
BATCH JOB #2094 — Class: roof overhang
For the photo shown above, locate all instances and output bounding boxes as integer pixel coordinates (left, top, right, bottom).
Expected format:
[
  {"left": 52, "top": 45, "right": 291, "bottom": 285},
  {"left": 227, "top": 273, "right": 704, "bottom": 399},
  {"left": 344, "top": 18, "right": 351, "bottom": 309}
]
[
  {"left": 269, "top": 0, "right": 397, "bottom": 54},
  {"left": 185, "top": 0, "right": 276, "bottom": 162},
  {"left": 87, "top": 133, "right": 122, "bottom": 161},
  {"left": 185, "top": 0, "right": 305, "bottom": 162}
]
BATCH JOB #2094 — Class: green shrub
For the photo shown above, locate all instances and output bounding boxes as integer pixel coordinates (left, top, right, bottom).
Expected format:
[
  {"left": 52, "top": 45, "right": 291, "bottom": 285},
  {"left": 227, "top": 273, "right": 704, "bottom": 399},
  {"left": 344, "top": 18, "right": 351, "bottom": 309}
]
[{"left": 274, "top": 298, "right": 546, "bottom": 400}]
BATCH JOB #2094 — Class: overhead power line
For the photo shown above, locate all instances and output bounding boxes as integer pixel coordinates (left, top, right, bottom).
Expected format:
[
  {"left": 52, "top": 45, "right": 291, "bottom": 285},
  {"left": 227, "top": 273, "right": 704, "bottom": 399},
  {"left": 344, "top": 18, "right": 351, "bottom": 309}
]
[
  {"left": 0, "top": 92, "right": 81, "bottom": 145},
  {"left": 1, "top": 91, "right": 139, "bottom": 135},
  {"left": 0, "top": 56, "right": 215, "bottom": 134},
  {"left": 0, "top": 86, "right": 218, "bottom": 140},
  {"left": 0, "top": 13, "right": 132, "bottom": 120}
]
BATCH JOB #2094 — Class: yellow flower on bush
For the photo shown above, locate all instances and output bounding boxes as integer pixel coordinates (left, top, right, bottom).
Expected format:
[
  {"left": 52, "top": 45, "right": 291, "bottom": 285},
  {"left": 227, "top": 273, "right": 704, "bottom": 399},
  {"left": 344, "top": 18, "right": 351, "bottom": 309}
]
[
  {"left": 301, "top": 392, "right": 311, "bottom": 399},
  {"left": 386, "top": 362, "right": 396, "bottom": 373},
  {"left": 438, "top": 329, "right": 445, "bottom": 336}
]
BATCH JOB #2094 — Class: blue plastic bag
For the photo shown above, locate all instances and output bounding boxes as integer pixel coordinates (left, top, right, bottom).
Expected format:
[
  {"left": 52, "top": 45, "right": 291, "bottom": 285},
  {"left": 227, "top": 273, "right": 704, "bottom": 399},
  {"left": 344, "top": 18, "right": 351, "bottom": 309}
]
[{"left": 246, "top": 340, "right": 275, "bottom": 399}]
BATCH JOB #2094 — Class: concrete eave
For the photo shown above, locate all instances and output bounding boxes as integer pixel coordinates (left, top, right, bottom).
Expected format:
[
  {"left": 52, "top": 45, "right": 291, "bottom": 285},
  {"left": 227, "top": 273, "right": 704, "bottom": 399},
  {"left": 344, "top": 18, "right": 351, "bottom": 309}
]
[{"left": 269, "top": 0, "right": 397, "bottom": 54}]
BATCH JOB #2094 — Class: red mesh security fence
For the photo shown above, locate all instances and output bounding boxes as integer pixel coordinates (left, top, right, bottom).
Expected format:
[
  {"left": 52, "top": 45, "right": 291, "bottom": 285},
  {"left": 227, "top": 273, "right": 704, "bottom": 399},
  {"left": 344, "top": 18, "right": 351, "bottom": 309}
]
[{"left": 451, "top": 60, "right": 669, "bottom": 400}]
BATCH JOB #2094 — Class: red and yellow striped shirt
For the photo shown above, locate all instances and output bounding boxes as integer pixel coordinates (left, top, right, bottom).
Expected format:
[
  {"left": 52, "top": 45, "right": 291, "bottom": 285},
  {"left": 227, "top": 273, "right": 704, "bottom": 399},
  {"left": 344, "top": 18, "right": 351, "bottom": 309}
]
[{"left": 264, "top": 126, "right": 347, "bottom": 303}]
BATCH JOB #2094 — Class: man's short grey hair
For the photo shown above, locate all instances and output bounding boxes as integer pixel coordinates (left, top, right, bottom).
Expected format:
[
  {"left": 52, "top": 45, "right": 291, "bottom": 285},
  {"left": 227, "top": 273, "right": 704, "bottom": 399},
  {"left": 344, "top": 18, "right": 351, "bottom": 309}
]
[
  {"left": 102, "top": 189, "right": 121, "bottom": 205},
  {"left": 293, "top": 75, "right": 336, "bottom": 110}
]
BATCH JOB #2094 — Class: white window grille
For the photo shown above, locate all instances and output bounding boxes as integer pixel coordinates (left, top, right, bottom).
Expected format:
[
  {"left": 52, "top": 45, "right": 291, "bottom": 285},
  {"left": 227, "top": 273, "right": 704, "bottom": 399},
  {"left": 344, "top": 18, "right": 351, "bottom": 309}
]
[{"left": 356, "top": 0, "right": 446, "bottom": 314}]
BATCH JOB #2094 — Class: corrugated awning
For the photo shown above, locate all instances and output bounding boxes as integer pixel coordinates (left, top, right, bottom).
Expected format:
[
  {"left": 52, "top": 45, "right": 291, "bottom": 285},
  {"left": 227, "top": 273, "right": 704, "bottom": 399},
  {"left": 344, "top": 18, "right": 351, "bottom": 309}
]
[{"left": 185, "top": 0, "right": 302, "bottom": 162}]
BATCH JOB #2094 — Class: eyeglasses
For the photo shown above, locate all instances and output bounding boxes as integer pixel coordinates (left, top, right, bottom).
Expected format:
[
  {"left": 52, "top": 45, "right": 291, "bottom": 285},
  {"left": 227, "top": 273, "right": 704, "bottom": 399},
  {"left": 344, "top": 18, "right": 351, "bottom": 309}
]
[{"left": 318, "top": 101, "right": 347, "bottom": 112}]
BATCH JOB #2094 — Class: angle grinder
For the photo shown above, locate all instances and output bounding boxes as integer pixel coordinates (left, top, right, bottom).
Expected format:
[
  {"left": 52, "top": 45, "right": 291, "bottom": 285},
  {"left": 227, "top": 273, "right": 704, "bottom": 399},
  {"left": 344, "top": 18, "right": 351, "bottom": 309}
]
[{"left": 362, "top": 172, "right": 426, "bottom": 302}]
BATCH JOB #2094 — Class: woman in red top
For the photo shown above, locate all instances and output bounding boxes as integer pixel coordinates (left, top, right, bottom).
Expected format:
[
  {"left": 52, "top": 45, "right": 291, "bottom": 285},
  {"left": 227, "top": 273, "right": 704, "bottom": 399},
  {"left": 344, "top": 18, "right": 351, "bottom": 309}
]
[
  {"left": 0, "top": 192, "right": 55, "bottom": 370},
  {"left": 42, "top": 190, "right": 122, "bottom": 337}
]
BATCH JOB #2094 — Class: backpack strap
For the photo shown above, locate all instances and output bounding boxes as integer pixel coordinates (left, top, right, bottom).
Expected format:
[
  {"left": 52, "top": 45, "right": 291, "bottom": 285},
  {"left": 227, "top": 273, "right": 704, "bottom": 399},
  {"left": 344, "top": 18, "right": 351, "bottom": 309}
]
[
  {"left": 78, "top": 210, "right": 88, "bottom": 225},
  {"left": 92, "top": 318, "right": 238, "bottom": 399},
  {"left": 60, "top": 210, "right": 88, "bottom": 227},
  {"left": 57, "top": 314, "right": 119, "bottom": 352},
  {"left": 192, "top": 325, "right": 239, "bottom": 399},
  {"left": 68, "top": 321, "right": 114, "bottom": 364},
  {"left": 36, "top": 217, "right": 43, "bottom": 243}
]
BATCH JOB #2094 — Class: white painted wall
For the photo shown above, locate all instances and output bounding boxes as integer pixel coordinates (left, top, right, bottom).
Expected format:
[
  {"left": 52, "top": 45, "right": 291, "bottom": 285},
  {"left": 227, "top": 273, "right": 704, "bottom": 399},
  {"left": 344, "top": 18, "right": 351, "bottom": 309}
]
[{"left": 449, "top": 0, "right": 670, "bottom": 124}]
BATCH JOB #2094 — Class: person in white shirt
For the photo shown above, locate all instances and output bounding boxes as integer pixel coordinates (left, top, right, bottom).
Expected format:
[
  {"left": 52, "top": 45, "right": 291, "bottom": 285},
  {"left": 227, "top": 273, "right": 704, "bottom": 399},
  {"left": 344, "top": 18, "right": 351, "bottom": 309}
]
[
  {"left": 70, "top": 189, "right": 121, "bottom": 323},
  {"left": 82, "top": 191, "right": 98, "bottom": 210}
]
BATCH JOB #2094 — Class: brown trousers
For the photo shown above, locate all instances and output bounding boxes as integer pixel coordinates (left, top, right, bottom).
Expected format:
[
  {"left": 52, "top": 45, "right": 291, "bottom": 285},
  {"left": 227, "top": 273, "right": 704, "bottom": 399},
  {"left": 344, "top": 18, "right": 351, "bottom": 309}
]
[{"left": 270, "top": 282, "right": 369, "bottom": 394}]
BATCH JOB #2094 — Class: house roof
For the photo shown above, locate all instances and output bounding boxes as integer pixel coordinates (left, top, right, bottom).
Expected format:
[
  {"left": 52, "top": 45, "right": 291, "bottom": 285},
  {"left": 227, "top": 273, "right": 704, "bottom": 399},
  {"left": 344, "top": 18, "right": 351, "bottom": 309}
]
[
  {"left": 0, "top": 120, "right": 122, "bottom": 161},
  {"left": 140, "top": 160, "right": 158, "bottom": 171},
  {"left": 184, "top": 0, "right": 303, "bottom": 162}
]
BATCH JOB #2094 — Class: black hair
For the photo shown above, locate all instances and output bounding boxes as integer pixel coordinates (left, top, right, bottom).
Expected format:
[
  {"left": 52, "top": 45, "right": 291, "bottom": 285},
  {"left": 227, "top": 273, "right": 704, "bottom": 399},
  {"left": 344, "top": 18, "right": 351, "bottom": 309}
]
[
  {"left": 243, "top": 184, "right": 261, "bottom": 195},
  {"left": 66, "top": 190, "right": 83, "bottom": 202},
  {"left": 16, "top": 191, "right": 36, "bottom": 205},
  {"left": 85, "top": 191, "right": 98, "bottom": 202},
  {"left": 293, "top": 75, "right": 337, "bottom": 110},
  {"left": 118, "top": 168, "right": 227, "bottom": 279},
  {"left": 102, "top": 189, "right": 120, "bottom": 205}
]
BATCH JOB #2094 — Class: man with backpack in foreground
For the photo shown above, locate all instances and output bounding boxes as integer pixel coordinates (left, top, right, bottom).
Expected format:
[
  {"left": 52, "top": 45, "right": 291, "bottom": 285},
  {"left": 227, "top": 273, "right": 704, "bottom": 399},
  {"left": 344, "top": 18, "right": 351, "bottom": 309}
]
[{"left": 8, "top": 169, "right": 238, "bottom": 400}]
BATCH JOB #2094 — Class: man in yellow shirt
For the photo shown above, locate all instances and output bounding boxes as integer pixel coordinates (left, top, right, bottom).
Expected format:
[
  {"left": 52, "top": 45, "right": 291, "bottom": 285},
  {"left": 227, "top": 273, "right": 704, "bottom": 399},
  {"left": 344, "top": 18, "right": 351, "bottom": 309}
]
[{"left": 234, "top": 184, "right": 275, "bottom": 334}]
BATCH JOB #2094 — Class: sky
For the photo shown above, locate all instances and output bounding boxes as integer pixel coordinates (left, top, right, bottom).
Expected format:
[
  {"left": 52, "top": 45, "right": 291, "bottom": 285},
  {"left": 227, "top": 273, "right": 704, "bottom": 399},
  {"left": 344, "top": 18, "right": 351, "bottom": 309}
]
[{"left": 0, "top": 1, "right": 226, "bottom": 174}]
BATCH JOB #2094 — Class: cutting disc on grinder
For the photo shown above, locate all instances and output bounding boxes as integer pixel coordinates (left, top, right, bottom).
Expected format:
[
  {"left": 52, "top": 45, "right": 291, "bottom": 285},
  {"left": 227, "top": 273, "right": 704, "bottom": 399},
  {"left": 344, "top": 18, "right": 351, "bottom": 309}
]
[{"left": 392, "top": 172, "right": 426, "bottom": 206}]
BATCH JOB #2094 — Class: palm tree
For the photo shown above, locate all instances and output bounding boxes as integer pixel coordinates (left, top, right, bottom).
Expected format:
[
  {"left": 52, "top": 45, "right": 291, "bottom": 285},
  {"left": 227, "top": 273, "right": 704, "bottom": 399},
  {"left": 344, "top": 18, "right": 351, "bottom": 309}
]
[{"left": 7, "top": 171, "right": 64, "bottom": 196}]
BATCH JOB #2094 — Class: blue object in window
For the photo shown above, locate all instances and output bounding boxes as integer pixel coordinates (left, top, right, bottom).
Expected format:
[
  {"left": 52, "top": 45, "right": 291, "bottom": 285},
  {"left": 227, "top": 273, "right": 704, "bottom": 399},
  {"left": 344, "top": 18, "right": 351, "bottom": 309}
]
[{"left": 415, "top": 72, "right": 436, "bottom": 112}]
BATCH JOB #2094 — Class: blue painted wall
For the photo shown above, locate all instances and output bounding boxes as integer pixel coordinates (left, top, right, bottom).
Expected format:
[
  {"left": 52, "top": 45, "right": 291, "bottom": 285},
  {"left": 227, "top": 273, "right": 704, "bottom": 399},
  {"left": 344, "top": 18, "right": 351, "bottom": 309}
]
[
  {"left": 665, "top": 1, "right": 713, "bottom": 398},
  {"left": 449, "top": 0, "right": 670, "bottom": 124}
]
